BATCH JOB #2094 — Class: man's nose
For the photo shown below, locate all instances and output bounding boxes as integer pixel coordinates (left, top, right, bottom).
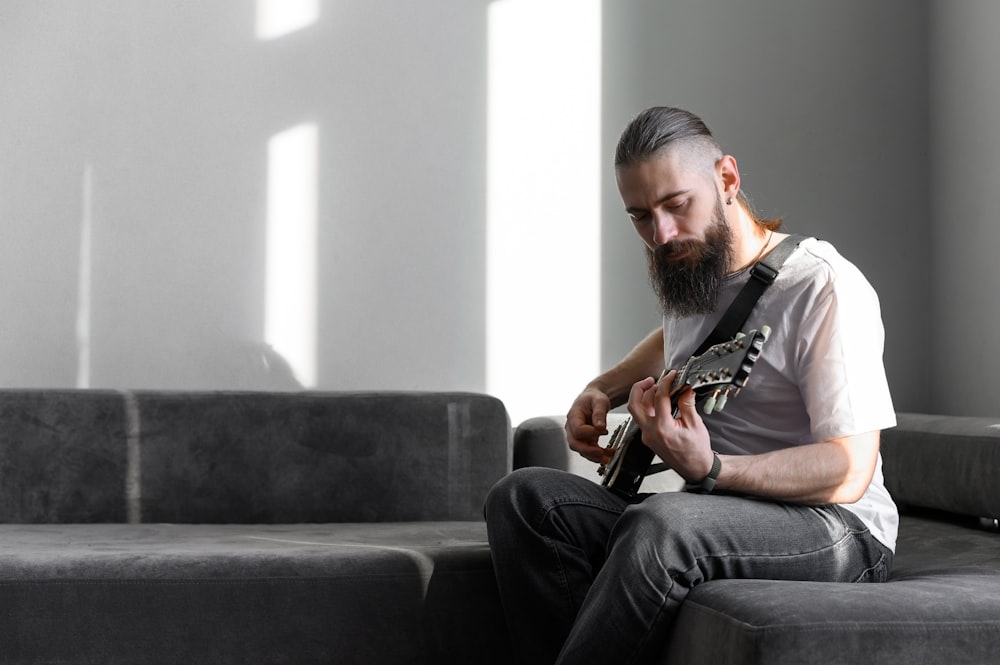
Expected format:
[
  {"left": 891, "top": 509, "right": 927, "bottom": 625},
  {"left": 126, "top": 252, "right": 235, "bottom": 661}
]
[{"left": 651, "top": 212, "right": 678, "bottom": 246}]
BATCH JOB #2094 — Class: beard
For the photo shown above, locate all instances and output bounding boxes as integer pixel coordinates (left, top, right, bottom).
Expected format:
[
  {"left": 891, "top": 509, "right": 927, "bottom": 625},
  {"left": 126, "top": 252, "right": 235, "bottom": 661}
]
[{"left": 646, "top": 197, "right": 734, "bottom": 317}]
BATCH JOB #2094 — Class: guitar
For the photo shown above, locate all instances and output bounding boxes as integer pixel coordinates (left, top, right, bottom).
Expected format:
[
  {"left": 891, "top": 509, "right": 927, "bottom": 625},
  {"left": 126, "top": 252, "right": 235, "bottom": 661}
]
[{"left": 597, "top": 327, "right": 771, "bottom": 500}]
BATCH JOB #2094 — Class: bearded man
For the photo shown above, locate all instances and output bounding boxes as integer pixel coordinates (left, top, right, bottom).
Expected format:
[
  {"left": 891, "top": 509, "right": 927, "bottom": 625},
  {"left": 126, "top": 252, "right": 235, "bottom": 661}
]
[{"left": 484, "top": 106, "right": 897, "bottom": 665}]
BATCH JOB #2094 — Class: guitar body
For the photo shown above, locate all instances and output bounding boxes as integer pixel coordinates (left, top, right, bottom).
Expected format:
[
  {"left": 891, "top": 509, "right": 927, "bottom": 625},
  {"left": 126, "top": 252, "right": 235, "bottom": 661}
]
[
  {"left": 601, "top": 419, "right": 652, "bottom": 500},
  {"left": 598, "top": 327, "right": 770, "bottom": 500}
]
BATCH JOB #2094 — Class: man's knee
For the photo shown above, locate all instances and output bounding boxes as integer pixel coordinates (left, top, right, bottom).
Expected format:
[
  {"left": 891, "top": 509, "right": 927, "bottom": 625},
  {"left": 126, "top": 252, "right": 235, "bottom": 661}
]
[
  {"left": 485, "top": 466, "right": 562, "bottom": 523},
  {"left": 485, "top": 466, "right": 626, "bottom": 531}
]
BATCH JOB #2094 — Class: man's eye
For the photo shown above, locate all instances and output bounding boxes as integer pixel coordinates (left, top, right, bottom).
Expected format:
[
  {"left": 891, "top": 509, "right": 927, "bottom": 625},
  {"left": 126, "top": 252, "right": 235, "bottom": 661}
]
[
  {"left": 629, "top": 213, "right": 649, "bottom": 223},
  {"left": 666, "top": 200, "right": 688, "bottom": 211}
]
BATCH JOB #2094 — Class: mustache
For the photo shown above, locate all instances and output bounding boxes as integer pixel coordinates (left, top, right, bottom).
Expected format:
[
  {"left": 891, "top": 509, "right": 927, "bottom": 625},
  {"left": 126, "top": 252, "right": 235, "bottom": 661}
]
[{"left": 651, "top": 238, "right": 712, "bottom": 264}]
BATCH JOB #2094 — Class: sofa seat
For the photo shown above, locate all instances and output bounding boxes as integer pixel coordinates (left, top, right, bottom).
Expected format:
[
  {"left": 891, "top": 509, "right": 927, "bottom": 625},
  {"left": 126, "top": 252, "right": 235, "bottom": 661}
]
[
  {"left": 664, "top": 512, "right": 1000, "bottom": 665},
  {"left": 0, "top": 521, "right": 508, "bottom": 665}
]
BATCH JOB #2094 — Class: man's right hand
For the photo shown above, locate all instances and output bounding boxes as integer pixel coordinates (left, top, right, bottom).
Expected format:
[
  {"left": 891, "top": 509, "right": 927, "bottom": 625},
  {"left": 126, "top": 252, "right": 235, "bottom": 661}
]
[{"left": 565, "top": 387, "right": 614, "bottom": 465}]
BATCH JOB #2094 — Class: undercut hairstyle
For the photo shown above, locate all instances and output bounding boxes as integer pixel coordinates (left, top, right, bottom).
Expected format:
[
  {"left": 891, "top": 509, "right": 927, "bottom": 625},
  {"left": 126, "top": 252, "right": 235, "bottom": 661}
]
[
  {"left": 615, "top": 106, "right": 782, "bottom": 231},
  {"left": 614, "top": 106, "right": 722, "bottom": 170}
]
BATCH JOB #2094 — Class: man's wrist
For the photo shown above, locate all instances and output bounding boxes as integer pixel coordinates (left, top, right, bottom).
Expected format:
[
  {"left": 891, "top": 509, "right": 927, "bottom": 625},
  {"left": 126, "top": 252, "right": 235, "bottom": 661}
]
[
  {"left": 585, "top": 379, "right": 627, "bottom": 409},
  {"left": 685, "top": 452, "right": 722, "bottom": 494}
]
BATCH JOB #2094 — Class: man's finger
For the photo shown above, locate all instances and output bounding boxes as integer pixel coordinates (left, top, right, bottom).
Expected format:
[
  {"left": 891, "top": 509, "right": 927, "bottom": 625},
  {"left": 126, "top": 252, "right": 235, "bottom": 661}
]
[
  {"left": 567, "top": 438, "right": 612, "bottom": 465},
  {"left": 627, "top": 378, "right": 655, "bottom": 423},
  {"left": 674, "top": 386, "right": 699, "bottom": 422}
]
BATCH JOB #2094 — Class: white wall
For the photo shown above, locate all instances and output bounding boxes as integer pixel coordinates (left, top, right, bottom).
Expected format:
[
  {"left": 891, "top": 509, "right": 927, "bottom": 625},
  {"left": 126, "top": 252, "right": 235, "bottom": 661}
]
[
  {"left": 2, "top": 1, "right": 995, "bottom": 418},
  {"left": 0, "top": 0, "right": 488, "bottom": 392}
]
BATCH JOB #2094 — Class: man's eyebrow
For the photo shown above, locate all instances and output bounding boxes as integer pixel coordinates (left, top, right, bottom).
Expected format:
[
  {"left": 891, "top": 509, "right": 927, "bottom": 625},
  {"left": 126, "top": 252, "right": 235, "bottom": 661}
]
[{"left": 625, "top": 189, "right": 690, "bottom": 213}]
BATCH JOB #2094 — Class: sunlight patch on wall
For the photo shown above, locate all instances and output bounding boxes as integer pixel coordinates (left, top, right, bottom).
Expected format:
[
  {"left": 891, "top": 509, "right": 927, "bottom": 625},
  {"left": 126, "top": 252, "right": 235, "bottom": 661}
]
[
  {"left": 266, "top": 123, "right": 318, "bottom": 388},
  {"left": 487, "top": 0, "right": 602, "bottom": 426},
  {"left": 256, "top": 0, "right": 320, "bottom": 41},
  {"left": 76, "top": 163, "right": 94, "bottom": 389}
]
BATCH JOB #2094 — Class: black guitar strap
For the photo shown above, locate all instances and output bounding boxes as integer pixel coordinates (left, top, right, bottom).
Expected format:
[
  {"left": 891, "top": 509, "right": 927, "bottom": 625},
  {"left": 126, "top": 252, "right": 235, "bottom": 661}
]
[{"left": 693, "top": 234, "right": 809, "bottom": 356}]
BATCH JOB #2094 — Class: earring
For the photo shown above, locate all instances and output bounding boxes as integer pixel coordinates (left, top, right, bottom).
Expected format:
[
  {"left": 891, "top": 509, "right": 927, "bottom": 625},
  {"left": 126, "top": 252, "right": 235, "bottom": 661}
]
[{"left": 726, "top": 197, "right": 733, "bottom": 205}]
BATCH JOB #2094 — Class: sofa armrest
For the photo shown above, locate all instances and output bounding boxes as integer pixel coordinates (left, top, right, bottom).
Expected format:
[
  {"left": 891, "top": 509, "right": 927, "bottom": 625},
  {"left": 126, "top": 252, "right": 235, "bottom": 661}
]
[{"left": 882, "top": 412, "right": 1000, "bottom": 519}]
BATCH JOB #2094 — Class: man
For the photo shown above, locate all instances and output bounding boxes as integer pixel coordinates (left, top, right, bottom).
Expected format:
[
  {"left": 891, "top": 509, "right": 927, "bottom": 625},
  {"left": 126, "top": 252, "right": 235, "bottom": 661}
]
[{"left": 484, "top": 106, "right": 897, "bottom": 665}]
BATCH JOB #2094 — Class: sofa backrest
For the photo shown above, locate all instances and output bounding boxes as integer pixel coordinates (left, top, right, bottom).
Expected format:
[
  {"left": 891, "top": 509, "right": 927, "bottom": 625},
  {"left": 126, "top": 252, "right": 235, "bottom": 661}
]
[
  {"left": 881, "top": 412, "right": 1000, "bottom": 521},
  {"left": 0, "top": 390, "right": 511, "bottom": 523}
]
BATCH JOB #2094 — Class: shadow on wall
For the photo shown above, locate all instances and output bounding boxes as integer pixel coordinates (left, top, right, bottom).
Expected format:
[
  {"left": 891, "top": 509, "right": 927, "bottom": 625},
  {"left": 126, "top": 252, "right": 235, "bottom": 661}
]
[{"left": 191, "top": 341, "right": 302, "bottom": 392}]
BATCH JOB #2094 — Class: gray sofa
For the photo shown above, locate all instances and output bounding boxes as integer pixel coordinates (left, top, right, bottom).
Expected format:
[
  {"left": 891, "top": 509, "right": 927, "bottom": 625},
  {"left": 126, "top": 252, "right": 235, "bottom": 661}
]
[
  {"left": 4, "top": 389, "right": 998, "bottom": 664},
  {"left": 513, "top": 412, "right": 1000, "bottom": 664},
  {"left": 0, "top": 390, "right": 513, "bottom": 665}
]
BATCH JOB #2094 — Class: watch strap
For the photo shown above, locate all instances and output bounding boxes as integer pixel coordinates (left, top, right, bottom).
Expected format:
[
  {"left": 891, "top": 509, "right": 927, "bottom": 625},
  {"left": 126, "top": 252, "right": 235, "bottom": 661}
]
[{"left": 685, "top": 452, "right": 722, "bottom": 494}]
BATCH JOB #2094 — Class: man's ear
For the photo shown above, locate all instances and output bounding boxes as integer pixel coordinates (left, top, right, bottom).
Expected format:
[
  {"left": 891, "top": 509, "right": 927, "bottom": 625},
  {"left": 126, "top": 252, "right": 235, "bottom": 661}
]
[{"left": 716, "top": 154, "right": 741, "bottom": 201}]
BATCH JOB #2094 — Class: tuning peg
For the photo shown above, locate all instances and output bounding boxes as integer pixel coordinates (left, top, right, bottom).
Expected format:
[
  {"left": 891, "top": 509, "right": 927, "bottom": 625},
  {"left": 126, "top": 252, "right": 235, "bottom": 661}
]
[
  {"left": 761, "top": 325, "right": 771, "bottom": 340},
  {"left": 735, "top": 332, "right": 745, "bottom": 340},
  {"left": 702, "top": 392, "right": 718, "bottom": 414},
  {"left": 715, "top": 391, "right": 729, "bottom": 411}
]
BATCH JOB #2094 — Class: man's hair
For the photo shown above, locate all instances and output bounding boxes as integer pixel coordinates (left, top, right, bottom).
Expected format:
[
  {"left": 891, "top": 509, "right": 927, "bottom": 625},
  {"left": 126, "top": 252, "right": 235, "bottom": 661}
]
[
  {"left": 615, "top": 106, "right": 781, "bottom": 230},
  {"left": 614, "top": 106, "right": 721, "bottom": 169}
]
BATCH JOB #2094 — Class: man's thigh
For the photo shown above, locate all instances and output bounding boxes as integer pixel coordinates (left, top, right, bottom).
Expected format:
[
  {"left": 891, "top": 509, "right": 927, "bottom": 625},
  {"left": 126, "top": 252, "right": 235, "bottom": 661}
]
[{"left": 610, "top": 492, "right": 884, "bottom": 584}]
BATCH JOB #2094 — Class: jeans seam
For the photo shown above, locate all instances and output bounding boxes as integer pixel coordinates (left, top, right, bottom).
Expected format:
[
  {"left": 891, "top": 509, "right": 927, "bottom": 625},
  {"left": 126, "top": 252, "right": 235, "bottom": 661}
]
[
  {"left": 535, "top": 495, "right": 626, "bottom": 521},
  {"left": 544, "top": 535, "right": 576, "bottom": 621},
  {"left": 536, "top": 497, "right": 627, "bottom": 623},
  {"left": 852, "top": 551, "right": 888, "bottom": 583},
  {"left": 684, "top": 528, "right": 857, "bottom": 571}
]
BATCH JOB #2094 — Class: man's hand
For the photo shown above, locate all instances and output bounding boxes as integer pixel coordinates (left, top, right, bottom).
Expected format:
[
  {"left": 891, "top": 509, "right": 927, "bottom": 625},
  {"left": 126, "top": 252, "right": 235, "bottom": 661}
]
[
  {"left": 626, "top": 371, "right": 715, "bottom": 482},
  {"left": 564, "top": 327, "right": 667, "bottom": 467},
  {"left": 565, "top": 387, "right": 614, "bottom": 465}
]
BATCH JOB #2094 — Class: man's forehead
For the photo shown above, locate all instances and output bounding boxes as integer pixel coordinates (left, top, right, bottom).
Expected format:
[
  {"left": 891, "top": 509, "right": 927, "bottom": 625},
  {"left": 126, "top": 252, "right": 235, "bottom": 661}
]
[{"left": 617, "top": 150, "right": 707, "bottom": 189}]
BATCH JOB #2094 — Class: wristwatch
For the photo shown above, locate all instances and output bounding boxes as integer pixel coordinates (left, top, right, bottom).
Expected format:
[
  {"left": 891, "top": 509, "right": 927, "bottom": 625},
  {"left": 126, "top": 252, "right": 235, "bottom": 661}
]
[{"left": 685, "top": 452, "right": 722, "bottom": 494}]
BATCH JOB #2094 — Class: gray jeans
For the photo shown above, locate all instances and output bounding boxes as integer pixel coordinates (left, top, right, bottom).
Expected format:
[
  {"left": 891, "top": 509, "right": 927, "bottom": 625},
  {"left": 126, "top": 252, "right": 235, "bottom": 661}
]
[{"left": 484, "top": 467, "right": 892, "bottom": 665}]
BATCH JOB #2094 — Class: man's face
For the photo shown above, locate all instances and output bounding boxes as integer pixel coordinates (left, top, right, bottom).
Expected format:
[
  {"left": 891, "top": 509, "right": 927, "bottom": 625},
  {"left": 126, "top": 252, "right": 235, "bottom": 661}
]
[{"left": 616, "top": 152, "right": 734, "bottom": 316}]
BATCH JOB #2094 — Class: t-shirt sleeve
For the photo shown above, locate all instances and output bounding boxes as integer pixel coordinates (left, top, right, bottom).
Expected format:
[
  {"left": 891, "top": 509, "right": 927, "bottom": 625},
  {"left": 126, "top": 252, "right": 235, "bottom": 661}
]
[{"left": 794, "top": 262, "right": 896, "bottom": 442}]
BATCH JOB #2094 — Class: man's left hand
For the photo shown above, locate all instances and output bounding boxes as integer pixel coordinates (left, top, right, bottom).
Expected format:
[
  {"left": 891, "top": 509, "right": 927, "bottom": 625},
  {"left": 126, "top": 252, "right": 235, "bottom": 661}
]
[{"left": 627, "top": 371, "right": 716, "bottom": 483}]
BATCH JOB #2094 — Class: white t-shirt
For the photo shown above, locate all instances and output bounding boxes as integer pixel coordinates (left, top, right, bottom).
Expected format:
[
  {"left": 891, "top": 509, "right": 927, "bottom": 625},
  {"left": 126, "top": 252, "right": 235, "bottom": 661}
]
[{"left": 661, "top": 237, "right": 899, "bottom": 551}]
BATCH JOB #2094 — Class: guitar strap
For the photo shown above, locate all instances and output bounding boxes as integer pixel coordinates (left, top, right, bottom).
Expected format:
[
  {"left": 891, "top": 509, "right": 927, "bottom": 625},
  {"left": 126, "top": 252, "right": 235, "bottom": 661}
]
[
  {"left": 645, "top": 233, "right": 810, "bottom": 478},
  {"left": 693, "top": 233, "right": 809, "bottom": 356}
]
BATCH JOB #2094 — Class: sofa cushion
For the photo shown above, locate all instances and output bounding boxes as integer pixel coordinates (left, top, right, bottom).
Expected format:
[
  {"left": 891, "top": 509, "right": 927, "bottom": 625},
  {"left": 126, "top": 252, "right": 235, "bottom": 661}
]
[
  {"left": 882, "top": 412, "right": 1000, "bottom": 519},
  {"left": 662, "top": 512, "right": 1000, "bottom": 665},
  {"left": 0, "top": 521, "right": 511, "bottom": 665}
]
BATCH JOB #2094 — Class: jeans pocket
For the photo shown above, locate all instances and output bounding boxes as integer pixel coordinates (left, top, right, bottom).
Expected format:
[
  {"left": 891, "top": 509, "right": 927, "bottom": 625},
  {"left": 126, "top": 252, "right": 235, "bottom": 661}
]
[{"left": 853, "top": 549, "right": 891, "bottom": 583}]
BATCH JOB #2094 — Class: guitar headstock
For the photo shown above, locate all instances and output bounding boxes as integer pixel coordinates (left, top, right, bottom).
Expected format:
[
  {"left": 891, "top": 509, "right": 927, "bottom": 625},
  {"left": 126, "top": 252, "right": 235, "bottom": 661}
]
[{"left": 673, "top": 326, "right": 770, "bottom": 414}]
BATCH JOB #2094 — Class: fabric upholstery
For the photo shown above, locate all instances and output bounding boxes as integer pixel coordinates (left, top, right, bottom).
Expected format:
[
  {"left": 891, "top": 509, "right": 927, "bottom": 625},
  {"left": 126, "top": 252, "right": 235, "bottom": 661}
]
[
  {"left": 132, "top": 391, "right": 510, "bottom": 522},
  {"left": 0, "top": 390, "right": 514, "bottom": 664},
  {"left": 0, "top": 390, "right": 129, "bottom": 522},
  {"left": 664, "top": 512, "right": 1000, "bottom": 665},
  {"left": 0, "top": 522, "right": 510, "bottom": 665},
  {"left": 0, "top": 390, "right": 510, "bottom": 523},
  {"left": 3, "top": 390, "right": 997, "bottom": 665},
  {"left": 882, "top": 412, "right": 1000, "bottom": 518}
]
